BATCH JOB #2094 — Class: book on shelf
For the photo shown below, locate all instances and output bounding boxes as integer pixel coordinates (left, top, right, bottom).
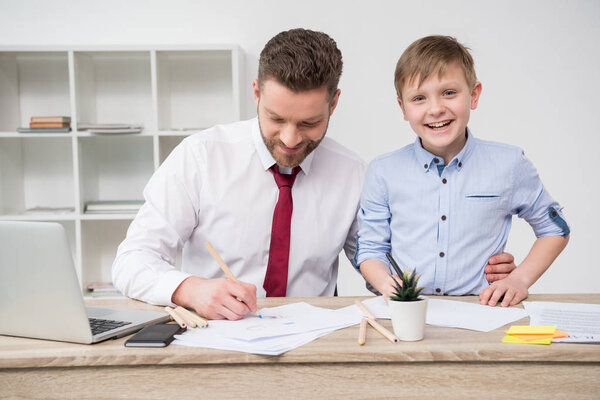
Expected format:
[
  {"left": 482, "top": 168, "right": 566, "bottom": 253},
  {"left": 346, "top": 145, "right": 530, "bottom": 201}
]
[
  {"left": 17, "top": 127, "right": 71, "bottom": 133},
  {"left": 31, "top": 116, "right": 71, "bottom": 123},
  {"left": 30, "top": 122, "right": 71, "bottom": 128},
  {"left": 23, "top": 206, "right": 75, "bottom": 215},
  {"left": 86, "top": 282, "right": 123, "bottom": 298},
  {"left": 77, "top": 123, "right": 144, "bottom": 134},
  {"left": 84, "top": 200, "right": 144, "bottom": 214}
]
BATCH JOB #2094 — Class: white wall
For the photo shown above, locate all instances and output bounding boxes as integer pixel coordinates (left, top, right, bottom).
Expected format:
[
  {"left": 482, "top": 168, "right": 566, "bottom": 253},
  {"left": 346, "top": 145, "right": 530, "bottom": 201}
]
[{"left": 1, "top": 0, "right": 598, "bottom": 295}]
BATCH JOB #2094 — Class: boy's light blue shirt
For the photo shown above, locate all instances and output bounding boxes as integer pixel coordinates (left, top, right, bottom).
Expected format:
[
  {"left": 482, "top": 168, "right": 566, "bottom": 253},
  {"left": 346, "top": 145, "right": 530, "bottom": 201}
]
[{"left": 354, "top": 128, "right": 569, "bottom": 296}]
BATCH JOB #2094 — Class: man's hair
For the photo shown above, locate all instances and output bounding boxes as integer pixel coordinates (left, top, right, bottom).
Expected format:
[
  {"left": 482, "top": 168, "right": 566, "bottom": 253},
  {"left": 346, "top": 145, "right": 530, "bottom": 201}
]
[
  {"left": 258, "top": 28, "right": 343, "bottom": 100},
  {"left": 394, "top": 35, "right": 477, "bottom": 100}
]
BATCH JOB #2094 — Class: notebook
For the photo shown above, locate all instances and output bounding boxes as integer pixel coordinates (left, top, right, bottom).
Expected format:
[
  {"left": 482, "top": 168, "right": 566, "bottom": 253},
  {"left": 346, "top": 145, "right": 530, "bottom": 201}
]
[{"left": 0, "top": 221, "right": 169, "bottom": 344}]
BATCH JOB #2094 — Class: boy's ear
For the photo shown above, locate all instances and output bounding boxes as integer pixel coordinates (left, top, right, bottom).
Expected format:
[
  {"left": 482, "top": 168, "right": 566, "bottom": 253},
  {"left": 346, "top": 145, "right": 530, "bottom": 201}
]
[
  {"left": 397, "top": 98, "right": 408, "bottom": 121},
  {"left": 470, "top": 82, "right": 482, "bottom": 110}
]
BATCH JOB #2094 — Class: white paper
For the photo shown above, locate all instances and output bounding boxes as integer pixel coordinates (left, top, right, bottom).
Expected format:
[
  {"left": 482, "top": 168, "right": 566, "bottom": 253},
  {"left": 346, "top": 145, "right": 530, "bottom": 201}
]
[
  {"left": 172, "top": 302, "right": 362, "bottom": 355},
  {"left": 523, "top": 301, "right": 600, "bottom": 343},
  {"left": 344, "top": 296, "right": 527, "bottom": 332}
]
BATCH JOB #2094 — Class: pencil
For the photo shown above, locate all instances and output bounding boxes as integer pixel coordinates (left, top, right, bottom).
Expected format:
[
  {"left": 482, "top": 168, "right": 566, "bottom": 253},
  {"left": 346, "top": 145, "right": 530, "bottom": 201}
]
[
  {"left": 366, "top": 318, "right": 399, "bottom": 343},
  {"left": 165, "top": 306, "right": 187, "bottom": 329},
  {"left": 386, "top": 252, "right": 404, "bottom": 277},
  {"left": 175, "top": 306, "right": 208, "bottom": 328},
  {"left": 172, "top": 306, "right": 196, "bottom": 328},
  {"left": 204, "top": 241, "right": 262, "bottom": 318},
  {"left": 358, "top": 317, "right": 368, "bottom": 345},
  {"left": 355, "top": 299, "right": 377, "bottom": 321}
]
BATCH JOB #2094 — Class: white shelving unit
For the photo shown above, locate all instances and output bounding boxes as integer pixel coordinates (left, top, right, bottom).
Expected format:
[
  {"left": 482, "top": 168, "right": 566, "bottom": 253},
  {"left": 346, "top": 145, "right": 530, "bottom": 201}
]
[{"left": 0, "top": 45, "right": 243, "bottom": 294}]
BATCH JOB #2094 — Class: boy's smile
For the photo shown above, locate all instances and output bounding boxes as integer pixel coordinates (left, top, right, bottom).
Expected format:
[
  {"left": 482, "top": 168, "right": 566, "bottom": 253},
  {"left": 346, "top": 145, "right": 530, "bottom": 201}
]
[{"left": 398, "top": 63, "right": 482, "bottom": 164}]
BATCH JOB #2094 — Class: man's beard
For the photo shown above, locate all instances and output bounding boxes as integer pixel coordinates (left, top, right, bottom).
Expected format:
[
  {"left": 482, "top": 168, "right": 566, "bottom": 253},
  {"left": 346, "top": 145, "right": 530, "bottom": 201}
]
[{"left": 259, "top": 119, "right": 329, "bottom": 168}]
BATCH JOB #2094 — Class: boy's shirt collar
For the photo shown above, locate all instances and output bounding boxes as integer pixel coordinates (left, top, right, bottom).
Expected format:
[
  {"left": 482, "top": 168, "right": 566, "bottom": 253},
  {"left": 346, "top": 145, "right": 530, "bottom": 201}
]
[{"left": 414, "top": 127, "right": 475, "bottom": 173}]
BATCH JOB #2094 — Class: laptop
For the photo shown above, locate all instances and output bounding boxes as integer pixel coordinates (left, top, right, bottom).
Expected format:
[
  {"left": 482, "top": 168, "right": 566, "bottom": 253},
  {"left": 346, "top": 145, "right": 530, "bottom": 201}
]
[{"left": 0, "top": 221, "right": 170, "bottom": 344}]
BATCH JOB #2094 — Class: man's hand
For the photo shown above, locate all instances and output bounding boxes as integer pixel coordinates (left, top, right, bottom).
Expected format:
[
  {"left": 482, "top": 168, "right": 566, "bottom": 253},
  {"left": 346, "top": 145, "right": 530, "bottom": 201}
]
[
  {"left": 479, "top": 275, "right": 528, "bottom": 307},
  {"left": 484, "top": 252, "right": 517, "bottom": 282},
  {"left": 171, "top": 276, "right": 257, "bottom": 320}
]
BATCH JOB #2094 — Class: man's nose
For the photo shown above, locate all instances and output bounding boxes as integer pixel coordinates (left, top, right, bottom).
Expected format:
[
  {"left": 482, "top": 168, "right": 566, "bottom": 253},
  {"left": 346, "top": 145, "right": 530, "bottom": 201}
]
[{"left": 279, "top": 124, "right": 303, "bottom": 148}]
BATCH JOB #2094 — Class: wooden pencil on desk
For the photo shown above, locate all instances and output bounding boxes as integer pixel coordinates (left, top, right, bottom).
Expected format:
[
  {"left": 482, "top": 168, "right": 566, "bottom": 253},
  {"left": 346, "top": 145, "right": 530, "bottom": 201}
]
[
  {"left": 175, "top": 306, "right": 208, "bottom": 328},
  {"left": 356, "top": 300, "right": 398, "bottom": 344},
  {"left": 358, "top": 318, "right": 368, "bottom": 345},
  {"left": 204, "top": 242, "right": 262, "bottom": 318},
  {"left": 367, "top": 318, "right": 399, "bottom": 343},
  {"left": 355, "top": 299, "right": 377, "bottom": 321},
  {"left": 172, "top": 307, "right": 197, "bottom": 328},
  {"left": 165, "top": 306, "right": 187, "bottom": 329}
]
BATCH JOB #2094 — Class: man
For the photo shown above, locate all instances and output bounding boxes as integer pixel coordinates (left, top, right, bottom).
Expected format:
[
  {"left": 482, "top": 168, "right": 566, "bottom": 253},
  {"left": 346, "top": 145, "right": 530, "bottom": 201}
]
[{"left": 113, "top": 28, "right": 515, "bottom": 320}]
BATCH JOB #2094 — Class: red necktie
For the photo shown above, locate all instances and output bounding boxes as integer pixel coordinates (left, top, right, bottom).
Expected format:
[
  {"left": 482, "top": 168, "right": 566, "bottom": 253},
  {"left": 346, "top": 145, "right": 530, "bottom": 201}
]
[{"left": 263, "top": 165, "right": 301, "bottom": 297}]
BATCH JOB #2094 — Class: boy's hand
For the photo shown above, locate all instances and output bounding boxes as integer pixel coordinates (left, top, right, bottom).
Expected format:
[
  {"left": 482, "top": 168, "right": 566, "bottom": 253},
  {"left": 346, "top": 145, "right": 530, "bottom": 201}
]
[
  {"left": 381, "top": 274, "right": 402, "bottom": 303},
  {"left": 484, "top": 252, "right": 517, "bottom": 282},
  {"left": 479, "top": 275, "right": 528, "bottom": 307}
]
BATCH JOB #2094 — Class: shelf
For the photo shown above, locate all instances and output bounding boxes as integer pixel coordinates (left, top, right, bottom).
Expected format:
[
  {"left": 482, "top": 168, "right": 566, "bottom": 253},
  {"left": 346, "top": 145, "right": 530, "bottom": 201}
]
[
  {"left": 74, "top": 51, "right": 153, "bottom": 128},
  {"left": 0, "top": 45, "right": 242, "bottom": 292},
  {"left": 0, "top": 52, "right": 70, "bottom": 132},
  {"left": 81, "top": 219, "right": 131, "bottom": 289},
  {"left": 0, "top": 137, "right": 75, "bottom": 215},
  {"left": 156, "top": 50, "right": 235, "bottom": 130},
  {"left": 78, "top": 135, "right": 153, "bottom": 208}
]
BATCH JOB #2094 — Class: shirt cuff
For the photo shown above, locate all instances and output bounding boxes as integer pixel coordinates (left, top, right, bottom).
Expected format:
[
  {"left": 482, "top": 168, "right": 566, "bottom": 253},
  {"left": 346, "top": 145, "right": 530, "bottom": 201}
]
[{"left": 154, "top": 269, "right": 192, "bottom": 307}]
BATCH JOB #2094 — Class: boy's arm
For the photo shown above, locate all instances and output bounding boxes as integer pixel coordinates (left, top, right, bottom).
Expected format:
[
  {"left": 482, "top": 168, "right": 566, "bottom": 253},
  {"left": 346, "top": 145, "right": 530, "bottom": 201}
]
[
  {"left": 479, "top": 235, "right": 569, "bottom": 307},
  {"left": 484, "top": 252, "right": 517, "bottom": 282},
  {"left": 359, "top": 260, "right": 399, "bottom": 300}
]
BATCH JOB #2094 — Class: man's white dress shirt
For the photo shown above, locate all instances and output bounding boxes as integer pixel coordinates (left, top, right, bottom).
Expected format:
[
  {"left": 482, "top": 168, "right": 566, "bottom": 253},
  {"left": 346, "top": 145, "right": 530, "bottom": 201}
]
[{"left": 112, "top": 118, "right": 365, "bottom": 305}]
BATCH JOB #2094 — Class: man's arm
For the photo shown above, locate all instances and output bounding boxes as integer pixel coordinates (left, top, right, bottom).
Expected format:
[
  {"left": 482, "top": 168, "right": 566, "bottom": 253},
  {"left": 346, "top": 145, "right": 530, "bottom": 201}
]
[
  {"left": 112, "top": 142, "right": 257, "bottom": 320},
  {"left": 480, "top": 235, "right": 569, "bottom": 307}
]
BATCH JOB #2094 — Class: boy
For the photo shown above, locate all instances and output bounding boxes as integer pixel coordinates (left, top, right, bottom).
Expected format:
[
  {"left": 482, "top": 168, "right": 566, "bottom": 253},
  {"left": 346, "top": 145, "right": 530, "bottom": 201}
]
[{"left": 354, "top": 36, "right": 569, "bottom": 307}]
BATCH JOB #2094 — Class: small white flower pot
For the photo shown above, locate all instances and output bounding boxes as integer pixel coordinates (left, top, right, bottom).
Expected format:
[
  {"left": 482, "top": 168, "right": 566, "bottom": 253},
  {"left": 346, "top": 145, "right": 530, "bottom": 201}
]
[{"left": 389, "top": 296, "right": 428, "bottom": 341}]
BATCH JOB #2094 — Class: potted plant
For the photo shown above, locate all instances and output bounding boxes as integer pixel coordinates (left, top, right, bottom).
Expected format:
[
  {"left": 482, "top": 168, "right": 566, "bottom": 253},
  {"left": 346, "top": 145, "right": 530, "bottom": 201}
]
[{"left": 388, "top": 270, "right": 427, "bottom": 341}]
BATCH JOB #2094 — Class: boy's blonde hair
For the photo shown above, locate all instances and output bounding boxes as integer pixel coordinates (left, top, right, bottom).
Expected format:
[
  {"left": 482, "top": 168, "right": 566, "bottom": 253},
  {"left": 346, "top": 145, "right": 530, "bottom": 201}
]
[{"left": 394, "top": 35, "right": 477, "bottom": 100}]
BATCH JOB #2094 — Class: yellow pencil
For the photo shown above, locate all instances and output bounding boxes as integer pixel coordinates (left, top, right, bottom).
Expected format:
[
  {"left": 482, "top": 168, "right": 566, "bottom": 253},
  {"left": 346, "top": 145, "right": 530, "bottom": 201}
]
[
  {"left": 204, "top": 242, "right": 262, "bottom": 318},
  {"left": 358, "top": 317, "right": 368, "bottom": 345}
]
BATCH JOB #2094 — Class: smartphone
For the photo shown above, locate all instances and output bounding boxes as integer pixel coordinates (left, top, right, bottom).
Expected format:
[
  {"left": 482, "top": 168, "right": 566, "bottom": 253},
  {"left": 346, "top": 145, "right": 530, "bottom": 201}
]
[{"left": 124, "top": 323, "right": 186, "bottom": 347}]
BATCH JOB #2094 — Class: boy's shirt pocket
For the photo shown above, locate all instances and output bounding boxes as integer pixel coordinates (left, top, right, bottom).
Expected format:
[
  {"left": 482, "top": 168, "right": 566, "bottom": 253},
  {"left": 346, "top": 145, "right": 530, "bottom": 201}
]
[{"left": 464, "top": 192, "right": 502, "bottom": 201}]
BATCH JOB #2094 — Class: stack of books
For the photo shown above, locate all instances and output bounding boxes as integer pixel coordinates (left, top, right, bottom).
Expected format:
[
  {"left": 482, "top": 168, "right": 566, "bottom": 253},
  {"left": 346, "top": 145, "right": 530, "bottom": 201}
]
[
  {"left": 17, "top": 116, "right": 71, "bottom": 133},
  {"left": 84, "top": 200, "right": 145, "bottom": 214},
  {"left": 77, "top": 123, "right": 144, "bottom": 134}
]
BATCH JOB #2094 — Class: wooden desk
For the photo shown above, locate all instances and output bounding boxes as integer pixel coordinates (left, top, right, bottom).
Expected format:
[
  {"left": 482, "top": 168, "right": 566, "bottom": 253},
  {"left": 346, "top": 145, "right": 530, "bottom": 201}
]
[{"left": 1, "top": 294, "right": 599, "bottom": 399}]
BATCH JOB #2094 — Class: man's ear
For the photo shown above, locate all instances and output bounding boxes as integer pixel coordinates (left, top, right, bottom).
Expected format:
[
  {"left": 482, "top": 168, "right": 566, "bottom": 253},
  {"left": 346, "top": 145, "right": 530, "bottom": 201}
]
[
  {"left": 252, "top": 79, "right": 260, "bottom": 107},
  {"left": 471, "top": 82, "right": 482, "bottom": 110},
  {"left": 329, "top": 89, "right": 341, "bottom": 115},
  {"left": 397, "top": 97, "right": 408, "bottom": 121}
]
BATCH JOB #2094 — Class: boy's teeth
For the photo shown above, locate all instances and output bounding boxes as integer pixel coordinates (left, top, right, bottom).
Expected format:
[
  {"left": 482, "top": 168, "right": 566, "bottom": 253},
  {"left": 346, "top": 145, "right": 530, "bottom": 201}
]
[{"left": 428, "top": 121, "right": 450, "bottom": 128}]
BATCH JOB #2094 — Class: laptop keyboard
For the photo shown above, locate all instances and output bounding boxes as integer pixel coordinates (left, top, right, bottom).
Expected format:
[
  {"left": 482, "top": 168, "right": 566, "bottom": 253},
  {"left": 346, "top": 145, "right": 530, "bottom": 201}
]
[{"left": 89, "top": 317, "right": 132, "bottom": 336}]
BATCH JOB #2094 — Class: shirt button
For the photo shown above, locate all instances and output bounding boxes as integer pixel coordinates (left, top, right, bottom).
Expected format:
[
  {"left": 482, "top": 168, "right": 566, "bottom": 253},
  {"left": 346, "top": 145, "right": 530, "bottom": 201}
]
[
  {"left": 458, "top": 162, "right": 463, "bottom": 167},
  {"left": 439, "top": 252, "right": 445, "bottom": 257},
  {"left": 441, "top": 215, "right": 446, "bottom": 221},
  {"left": 434, "top": 158, "right": 440, "bottom": 164},
  {"left": 424, "top": 164, "right": 428, "bottom": 169},
  {"left": 435, "top": 288, "right": 441, "bottom": 293},
  {"left": 442, "top": 178, "right": 447, "bottom": 184}
]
